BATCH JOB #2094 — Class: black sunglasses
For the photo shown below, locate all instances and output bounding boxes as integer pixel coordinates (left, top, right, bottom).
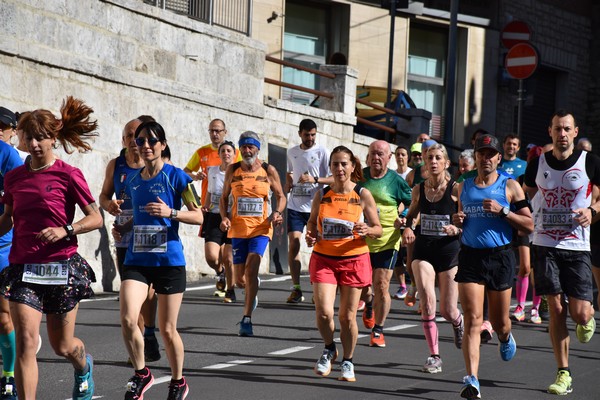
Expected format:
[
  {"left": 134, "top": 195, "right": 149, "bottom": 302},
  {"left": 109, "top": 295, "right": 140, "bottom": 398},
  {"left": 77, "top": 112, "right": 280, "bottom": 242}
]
[{"left": 135, "top": 137, "right": 161, "bottom": 147}]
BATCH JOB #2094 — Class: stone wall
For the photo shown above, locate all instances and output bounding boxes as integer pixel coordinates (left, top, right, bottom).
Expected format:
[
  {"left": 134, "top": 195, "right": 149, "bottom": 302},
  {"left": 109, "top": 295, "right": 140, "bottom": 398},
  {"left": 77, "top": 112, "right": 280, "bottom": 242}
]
[{"left": 0, "top": 0, "right": 360, "bottom": 293}]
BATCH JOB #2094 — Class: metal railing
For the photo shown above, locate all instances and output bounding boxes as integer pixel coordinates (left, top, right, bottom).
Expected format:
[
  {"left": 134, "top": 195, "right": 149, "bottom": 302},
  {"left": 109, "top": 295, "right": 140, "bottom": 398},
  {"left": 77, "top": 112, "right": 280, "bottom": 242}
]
[
  {"left": 144, "top": 0, "right": 252, "bottom": 36},
  {"left": 264, "top": 55, "right": 335, "bottom": 104}
]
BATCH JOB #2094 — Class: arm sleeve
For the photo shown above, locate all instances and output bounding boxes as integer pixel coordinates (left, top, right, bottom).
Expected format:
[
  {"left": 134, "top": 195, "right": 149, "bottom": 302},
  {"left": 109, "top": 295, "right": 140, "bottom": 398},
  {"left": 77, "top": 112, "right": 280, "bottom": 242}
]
[
  {"left": 585, "top": 153, "right": 600, "bottom": 186},
  {"left": 523, "top": 156, "right": 540, "bottom": 187}
]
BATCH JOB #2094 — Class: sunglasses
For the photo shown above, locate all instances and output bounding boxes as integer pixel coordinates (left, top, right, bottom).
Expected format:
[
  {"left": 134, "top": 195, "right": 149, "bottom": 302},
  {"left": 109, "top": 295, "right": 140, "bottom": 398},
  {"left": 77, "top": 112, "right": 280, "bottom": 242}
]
[{"left": 135, "top": 137, "right": 161, "bottom": 147}]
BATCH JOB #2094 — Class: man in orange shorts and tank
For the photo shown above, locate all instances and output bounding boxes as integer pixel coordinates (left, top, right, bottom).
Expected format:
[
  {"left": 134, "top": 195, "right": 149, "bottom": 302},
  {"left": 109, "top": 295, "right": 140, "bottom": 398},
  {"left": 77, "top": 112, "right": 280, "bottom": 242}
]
[{"left": 219, "top": 131, "right": 286, "bottom": 337}]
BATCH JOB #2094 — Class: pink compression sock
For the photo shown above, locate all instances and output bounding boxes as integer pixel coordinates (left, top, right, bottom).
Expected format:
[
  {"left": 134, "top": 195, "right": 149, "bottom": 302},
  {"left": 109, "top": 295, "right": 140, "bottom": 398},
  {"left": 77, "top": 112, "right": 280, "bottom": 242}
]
[
  {"left": 516, "top": 276, "right": 529, "bottom": 305},
  {"left": 422, "top": 315, "right": 439, "bottom": 356}
]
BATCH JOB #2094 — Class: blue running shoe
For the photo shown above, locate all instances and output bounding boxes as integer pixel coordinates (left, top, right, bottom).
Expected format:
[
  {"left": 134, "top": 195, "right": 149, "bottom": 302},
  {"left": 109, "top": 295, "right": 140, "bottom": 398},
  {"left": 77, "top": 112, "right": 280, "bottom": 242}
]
[
  {"left": 460, "top": 375, "right": 481, "bottom": 399},
  {"left": 238, "top": 318, "right": 253, "bottom": 337},
  {"left": 73, "top": 354, "right": 94, "bottom": 400},
  {"left": 499, "top": 332, "right": 516, "bottom": 361}
]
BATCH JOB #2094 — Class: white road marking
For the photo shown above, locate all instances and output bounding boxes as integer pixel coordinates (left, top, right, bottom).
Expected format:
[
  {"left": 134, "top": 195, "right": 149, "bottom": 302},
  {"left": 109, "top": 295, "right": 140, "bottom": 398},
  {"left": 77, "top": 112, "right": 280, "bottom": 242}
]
[
  {"left": 203, "top": 360, "right": 253, "bottom": 369},
  {"left": 268, "top": 346, "right": 313, "bottom": 355}
]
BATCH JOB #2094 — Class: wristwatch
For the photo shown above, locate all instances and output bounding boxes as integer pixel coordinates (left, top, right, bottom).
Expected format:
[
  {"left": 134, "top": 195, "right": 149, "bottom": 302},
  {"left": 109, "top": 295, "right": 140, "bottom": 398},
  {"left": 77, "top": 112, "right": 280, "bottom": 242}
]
[
  {"left": 170, "top": 209, "right": 178, "bottom": 219},
  {"left": 64, "top": 224, "right": 75, "bottom": 237},
  {"left": 588, "top": 206, "right": 597, "bottom": 218},
  {"left": 313, "top": 175, "right": 319, "bottom": 184},
  {"left": 499, "top": 206, "right": 510, "bottom": 218}
]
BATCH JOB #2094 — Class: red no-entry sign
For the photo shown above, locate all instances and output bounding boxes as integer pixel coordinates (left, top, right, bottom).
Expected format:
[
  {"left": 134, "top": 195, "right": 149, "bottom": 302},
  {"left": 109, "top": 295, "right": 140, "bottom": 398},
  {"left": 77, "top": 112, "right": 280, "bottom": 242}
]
[
  {"left": 501, "top": 21, "right": 531, "bottom": 49},
  {"left": 505, "top": 43, "right": 538, "bottom": 80}
]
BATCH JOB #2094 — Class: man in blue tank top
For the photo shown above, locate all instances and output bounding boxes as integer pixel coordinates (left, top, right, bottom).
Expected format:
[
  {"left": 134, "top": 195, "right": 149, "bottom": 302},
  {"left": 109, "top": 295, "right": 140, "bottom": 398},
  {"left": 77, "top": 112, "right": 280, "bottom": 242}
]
[{"left": 450, "top": 134, "right": 533, "bottom": 400}]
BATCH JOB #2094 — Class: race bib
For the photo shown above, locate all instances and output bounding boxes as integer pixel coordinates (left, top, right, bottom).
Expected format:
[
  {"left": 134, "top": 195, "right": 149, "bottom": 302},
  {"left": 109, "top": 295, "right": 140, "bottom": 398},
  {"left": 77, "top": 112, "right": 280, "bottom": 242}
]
[
  {"left": 133, "top": 225, "right": 168, "bottom": 253},
  {"left": 541, "top": 208, "right": 573, "bottom": 231},
  {"left": 209, "top": 193, "right": 222, "bottom": 212},
  {"left": 115, "top": 209, "right": 134, "bottom": 247},
  {"left": 22, "top": 262, "right": 69, "bottom": 285},
  {"left": 322, "top": 217, "right": 354, "bottom": 240},
  {"left": 420, "top": 214, "right": 450, "bottom": 236},
  {"left": 237, "top": 197, "right": 263, "bottom": 217},
  {"left": 291, "top": 184, "right": 314, "bottom": 197}
]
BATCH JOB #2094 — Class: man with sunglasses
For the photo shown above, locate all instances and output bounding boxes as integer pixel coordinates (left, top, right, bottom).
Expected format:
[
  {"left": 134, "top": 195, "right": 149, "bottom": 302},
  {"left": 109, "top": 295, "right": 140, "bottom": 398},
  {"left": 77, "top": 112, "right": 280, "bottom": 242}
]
[{"left": 183, "top": 119, "right": 241, "bottom": 292}]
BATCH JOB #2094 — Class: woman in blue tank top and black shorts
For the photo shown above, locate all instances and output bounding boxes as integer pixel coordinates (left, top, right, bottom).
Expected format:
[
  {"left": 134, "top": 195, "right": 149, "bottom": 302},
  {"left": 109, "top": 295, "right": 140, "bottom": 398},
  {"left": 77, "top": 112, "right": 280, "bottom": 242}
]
[{"left": 450, "top": 134, "right": 533, "bottom": 400}]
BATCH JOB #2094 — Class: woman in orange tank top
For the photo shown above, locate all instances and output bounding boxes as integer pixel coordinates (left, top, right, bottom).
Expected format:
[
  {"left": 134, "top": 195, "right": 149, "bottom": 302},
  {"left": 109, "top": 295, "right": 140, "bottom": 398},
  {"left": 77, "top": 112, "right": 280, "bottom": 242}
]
[{"left": 306, "top": 146, "right": 382, "bottom": 382}]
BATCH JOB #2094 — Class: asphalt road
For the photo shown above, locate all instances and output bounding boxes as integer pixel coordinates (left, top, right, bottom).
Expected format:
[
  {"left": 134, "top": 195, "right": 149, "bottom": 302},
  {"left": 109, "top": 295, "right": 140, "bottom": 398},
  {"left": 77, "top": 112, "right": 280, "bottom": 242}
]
[{"left": 33, "top": 275, "right": 598, "bottom": 400}]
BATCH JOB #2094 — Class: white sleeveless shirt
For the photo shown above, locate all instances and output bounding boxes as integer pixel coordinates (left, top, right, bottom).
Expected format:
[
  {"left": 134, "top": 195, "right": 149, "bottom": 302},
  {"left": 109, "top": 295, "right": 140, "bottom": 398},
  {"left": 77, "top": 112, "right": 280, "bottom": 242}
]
[{"left": 532, "top": 152, "right": 591, "bottom": 250}]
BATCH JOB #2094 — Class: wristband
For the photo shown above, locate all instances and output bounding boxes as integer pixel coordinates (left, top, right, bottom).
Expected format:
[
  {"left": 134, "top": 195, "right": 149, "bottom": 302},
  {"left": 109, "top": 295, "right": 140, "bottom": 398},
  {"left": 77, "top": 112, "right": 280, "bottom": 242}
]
[{"left": 313, "top": 176, "right": 319, "bottom": 184}]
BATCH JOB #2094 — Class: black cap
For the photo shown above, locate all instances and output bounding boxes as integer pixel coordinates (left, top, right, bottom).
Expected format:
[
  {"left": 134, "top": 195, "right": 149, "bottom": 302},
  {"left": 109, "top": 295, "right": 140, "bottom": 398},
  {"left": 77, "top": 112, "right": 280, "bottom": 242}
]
[
  {"left": 0, "top": 107, "right": 17, "bottom": 128},
  {"left": 474, "top": 134, "right": 502, "bottom": 153}
]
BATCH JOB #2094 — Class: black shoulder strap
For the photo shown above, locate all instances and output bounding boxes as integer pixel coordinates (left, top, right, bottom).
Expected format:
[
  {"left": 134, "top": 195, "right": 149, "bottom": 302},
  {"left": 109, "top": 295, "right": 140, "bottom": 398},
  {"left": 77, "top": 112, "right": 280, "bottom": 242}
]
[
  {"left": 261, "top": 162, "right": 269, "bottom": 172},
  {"left": 353, "top": 183, "right": 363, "bottom": 195}
]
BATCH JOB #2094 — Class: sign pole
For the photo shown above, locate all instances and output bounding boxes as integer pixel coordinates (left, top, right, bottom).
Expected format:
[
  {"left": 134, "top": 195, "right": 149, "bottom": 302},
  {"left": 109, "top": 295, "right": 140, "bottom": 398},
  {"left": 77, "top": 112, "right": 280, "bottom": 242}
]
[
  {"left": 385, "top": 0, "right": 396, "bottom": 131},
  {"left": 517, "top": 79, "right": 525, "bottom": 140}
]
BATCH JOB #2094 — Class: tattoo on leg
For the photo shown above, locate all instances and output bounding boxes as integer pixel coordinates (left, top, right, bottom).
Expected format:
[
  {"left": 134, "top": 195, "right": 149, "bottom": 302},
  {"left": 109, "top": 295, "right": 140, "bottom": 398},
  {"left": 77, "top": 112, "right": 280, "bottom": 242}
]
[
  {"left": 73, "top": 345, "right": 85, "bottom": 361},
  {"left": 49, "top": 312, "right": 70, "bottom": 330}
]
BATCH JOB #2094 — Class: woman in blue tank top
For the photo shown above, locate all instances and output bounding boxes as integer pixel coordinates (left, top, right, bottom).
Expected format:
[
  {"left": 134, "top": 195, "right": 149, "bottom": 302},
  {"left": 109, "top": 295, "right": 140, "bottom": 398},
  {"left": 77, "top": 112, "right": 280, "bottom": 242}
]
[
  {"left": 118, "top": 121, "right": 203, "bottom": 400},
  {"left": 449, "top": 134, "right": 533, "bottom": 400}
]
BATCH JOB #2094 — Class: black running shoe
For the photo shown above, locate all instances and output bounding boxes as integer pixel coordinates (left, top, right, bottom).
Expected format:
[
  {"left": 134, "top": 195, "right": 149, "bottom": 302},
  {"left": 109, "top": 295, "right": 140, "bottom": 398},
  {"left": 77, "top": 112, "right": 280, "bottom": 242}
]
[
  {"left": 167, "top": 378, "right": 189, "bottom": 400},
  {"left": 125, "top": 370, "right": 154, "bottom": 400}
]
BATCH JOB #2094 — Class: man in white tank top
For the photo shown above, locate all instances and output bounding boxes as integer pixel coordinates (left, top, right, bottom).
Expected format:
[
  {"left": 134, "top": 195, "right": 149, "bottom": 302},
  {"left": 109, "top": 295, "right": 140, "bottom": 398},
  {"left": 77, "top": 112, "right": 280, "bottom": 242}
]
[{"left": 523, "top": 110, "right": 600, "bottom": 395}]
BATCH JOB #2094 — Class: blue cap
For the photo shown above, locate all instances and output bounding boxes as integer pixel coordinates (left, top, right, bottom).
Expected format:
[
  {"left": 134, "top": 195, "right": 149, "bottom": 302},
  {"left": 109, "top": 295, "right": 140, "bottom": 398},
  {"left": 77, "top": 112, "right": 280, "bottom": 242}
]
[{"left": 422, "top": 139, "right": 437, "bottom": 150}]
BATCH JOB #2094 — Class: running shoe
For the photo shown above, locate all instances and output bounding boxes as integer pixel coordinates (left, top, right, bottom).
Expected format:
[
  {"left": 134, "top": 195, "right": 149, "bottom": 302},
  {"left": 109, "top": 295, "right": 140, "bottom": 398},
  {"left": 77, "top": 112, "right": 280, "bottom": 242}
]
[
  {"left": 357, "top": 300, "right": 366, "bottom": 311},
  {"left": 422, "top": 356, "right": 442, "bottom": 374},
  {"left": 512, "top": 305, "right": 525, "bottom": 322},
  {"left": 498, "top": 332, "right": 516, "bottom": 361},
  {"left": 370, "top": 331, "right": 386, "bottom": 347},
  {"left": 460, "top": 375, "right": 481, "bottom": 399},
  {"left": 216, "top": 269, "right": 226, "bottom": 292},
  {"left": 238, "top": 318, "right": 253, "bottom": 337},
  {"left": 167, "top": 377, "right": 189, "bottom": 400},
  {"left": 453, "top": 316, "right": 464, "bottom": 349},
  {"left": 338, "top": 360, "right": 356, "bottom": 382},
  {"left": 480, "top": 320, "right": 494, "bottom": 343},
  {"left": 362, "top": 308, "right": 375, "bottom": 330},
  {"left": 73, "top": 354, "right": 94, "bottom": 400},
  {"left": 539, "top": 296, "right": 550, "bottom": 320},
  {"left": 314, "top": 348, "right": 338, "bottom": 377},
  {"left": 529, "top": 308, "right": 542, "bottom": 324},
  {"left": 223, "top": 288, "right": 236, "bottom": 303},
  {"left": 394, "top": 286, "right": 408, "bottom": 300},
  {"left": 404, "top": 285, "right": 417, "bottom": 307},
  {"left": 576, "top": 317, "right": 596, "bottom": 343},
  {"left": 547, "top": 370, "right": 573, "bottom": 395},
  {"left": 144, "top": 334, "right": 161, "bottom": 362},
  {"left": 0, "top": 376, "right": 17, "bottom": 400},
  {"left": 125, "top": 369, "right": 154, "bottom": 400},
  {"left": 286, "top": 288, "right": 304, "bottom": 304}
]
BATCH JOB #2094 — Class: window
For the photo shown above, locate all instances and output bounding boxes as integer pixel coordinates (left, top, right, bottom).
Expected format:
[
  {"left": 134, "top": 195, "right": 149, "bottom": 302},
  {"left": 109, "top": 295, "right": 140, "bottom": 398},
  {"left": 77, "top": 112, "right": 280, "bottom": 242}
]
[
  {"left": 407, "top": 24, "right": 447, "bottom": 138},
  {"left": 282, "top": 1, "right": 349, "bottom": 105}
]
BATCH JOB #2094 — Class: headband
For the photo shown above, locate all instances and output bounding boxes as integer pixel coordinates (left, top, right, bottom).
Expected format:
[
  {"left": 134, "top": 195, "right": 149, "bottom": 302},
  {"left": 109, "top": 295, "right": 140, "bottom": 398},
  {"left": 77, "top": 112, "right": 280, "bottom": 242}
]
[{"left": 239, "top": 137, "right": 261, "bottom": 150}]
